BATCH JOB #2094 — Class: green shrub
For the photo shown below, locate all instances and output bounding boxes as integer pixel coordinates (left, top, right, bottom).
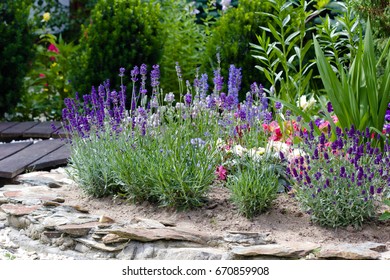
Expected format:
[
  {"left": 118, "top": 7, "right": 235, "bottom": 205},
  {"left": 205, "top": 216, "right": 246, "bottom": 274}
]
[
  {"left": 74, "top": 0, "right": 164, "bottom": 95},
  {"left": 251, "top": 0, "right": 324, "bottom": 103},
  {"left": 0, "top": 0, "right": 35, "bottom": 117},
  {"left": 158, "top": 0, "right": 207, "bottom": 94},
  {"left": 202, "top": 0, "right": 271, "bottom": 98},
  {"left": 351, "top": 0, "right": 390, "bottom": 38},
  {"left": 11, "top": 34, "right": 79, "bottom": 121},
  {"left": 228, "top": 155, "right": 280, "bottom": 218}
]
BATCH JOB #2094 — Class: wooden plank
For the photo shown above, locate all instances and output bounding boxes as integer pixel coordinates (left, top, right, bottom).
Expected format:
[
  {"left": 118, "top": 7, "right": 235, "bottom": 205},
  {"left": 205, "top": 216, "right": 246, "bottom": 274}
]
[
  {"left": 0, "top": 139, "right": 64, "bottom": 178},
  {"left": 0, "top": 122, "right": 19, "bottom": 132},
  {"left": 23, "top": 121, "right": 62, "bottom": 138},
  {"left": 28, "top": 143, "right": 70, "bottom": 170},
  {"left": 0, "top": 122, "right": 40, "bottom": 138},
  {"left": 0, "top": 142, "right": 33, "bottom": 160}
]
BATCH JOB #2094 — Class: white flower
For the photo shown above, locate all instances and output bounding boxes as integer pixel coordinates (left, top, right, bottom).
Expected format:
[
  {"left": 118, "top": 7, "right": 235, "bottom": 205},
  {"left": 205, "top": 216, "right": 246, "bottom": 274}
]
[
  {"left": 216, "top": 138, "right": 225, "bottom": 148},
  {"left": 287, "top": 148, "right": 306, "bottom": 161},
  {"left": 221, "top": 0, "right": 231, "bottom": 11},
  {"left": 266, "top": 141, "right": 289, "bottom": 153},
  {"left": 247, "top": 147, "right": 266, "bottom": 160},
  {"left": 232, "top": 144, "right": 247, "bottom": 157},
  {"left": 297, "top": 95, "right": 316, "bottom": 111}
]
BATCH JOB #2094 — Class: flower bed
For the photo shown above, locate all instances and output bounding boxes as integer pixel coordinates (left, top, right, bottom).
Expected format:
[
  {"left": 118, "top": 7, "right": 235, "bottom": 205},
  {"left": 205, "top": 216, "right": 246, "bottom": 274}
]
[{"left": 58, "top": 59, "right": 390, "bottom": 228}]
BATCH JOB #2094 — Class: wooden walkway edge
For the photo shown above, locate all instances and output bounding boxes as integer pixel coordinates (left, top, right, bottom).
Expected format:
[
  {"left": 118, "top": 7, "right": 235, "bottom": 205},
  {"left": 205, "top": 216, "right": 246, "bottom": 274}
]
[{"left": 0, "top": 122, "right": 70, "bottom": 179}]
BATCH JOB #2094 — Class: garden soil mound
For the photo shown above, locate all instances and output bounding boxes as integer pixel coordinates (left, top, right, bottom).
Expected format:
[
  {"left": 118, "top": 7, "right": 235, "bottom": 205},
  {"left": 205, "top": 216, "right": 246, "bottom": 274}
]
[{"left": 57, "top": 182, "right": 390, "bottom": 245}]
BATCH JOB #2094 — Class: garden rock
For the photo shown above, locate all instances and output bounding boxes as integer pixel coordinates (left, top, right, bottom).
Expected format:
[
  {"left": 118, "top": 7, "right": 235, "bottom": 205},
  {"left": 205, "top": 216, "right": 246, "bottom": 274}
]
[
  {"left": 317, "top": 243, "right": 383, "bottom": 260},
  {"left": 1, "top": 204, "right": 41, "bottom": 216},
  {"left": 231, "top": 242, "right": 320, "bottom": 259},
  {"left": 76, "top": 238, "right": 128, "bottom": 252},
  {"left": 0, "top": 212, "right": 6, "bottom": 221},
  {"left": 223, "top": 231, "right": 275, "bottom": 245},
  {"left": 108, "top": 227, "right": 211, "bottom": 244},
  {"left": 102, "top": 233, "right": 128, "bottom": 244},
  {"left": 56, "top": 222, "right": 100, "bottom": 237}
]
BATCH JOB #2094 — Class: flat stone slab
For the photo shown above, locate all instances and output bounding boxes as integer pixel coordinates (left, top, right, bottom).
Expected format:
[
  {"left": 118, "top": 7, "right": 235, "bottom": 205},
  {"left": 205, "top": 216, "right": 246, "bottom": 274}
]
[
  {"left": 15, "top": 171, "right": 73, "bottom": 186},
  {"left": 224, "top": 231, "right": 275, "bottom": 245},
  {"left": 108, "top": 227, "right": 211, "bottom": 244},
  {"left": 232, "top": 242, "right": 321, "bottom": 259},
  {"left": 102, "top": 233, "right": 129, "bottom": 244},
  {"left": 133, "top": 217, "right": 166, "bottom": 229},
  {"left": 3, "top": 186, "right": 60, "bottom": 200},
  {"left": 76, "top": 238, "right": 128, "bottom": 252},
  {"left": 56, "top": 222, "right": 101, "bottom": 237},
  {"left": 0, "top": 204, "right": 41, "bottom": 216},
  {"left": 317, "top": 243, "right": 385, "bottom": 260}
]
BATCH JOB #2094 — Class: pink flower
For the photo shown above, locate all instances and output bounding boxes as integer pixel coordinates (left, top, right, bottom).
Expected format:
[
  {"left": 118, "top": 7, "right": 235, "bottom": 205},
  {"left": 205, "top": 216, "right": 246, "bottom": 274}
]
[
  {"left": 48, "top": 43, "right": 59, "bottom": 61},
  {"left": 47, "top": 43, "right": 59, "bottom": 53},
  {"left": 215, "top": 165, "right": 227, "bottom": 181},
  {"left": 39, "top": 73, "right": 45, "bottom": 78}
]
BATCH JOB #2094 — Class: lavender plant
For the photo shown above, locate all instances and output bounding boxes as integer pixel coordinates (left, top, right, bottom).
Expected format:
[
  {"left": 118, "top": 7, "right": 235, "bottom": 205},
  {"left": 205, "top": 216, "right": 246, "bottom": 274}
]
[
  {"left": 228, "top": 153, "right": 280, "bottom": 218},
  {"left": 286, "top": 125, "right": 390, "bottom": 227},
  {"left": 61, "top": 61, "right": 284, "bottom": 212}
]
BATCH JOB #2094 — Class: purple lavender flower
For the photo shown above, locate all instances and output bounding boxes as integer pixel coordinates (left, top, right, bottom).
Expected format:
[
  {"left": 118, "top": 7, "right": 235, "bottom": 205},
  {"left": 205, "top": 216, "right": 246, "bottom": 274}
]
[
  {"left": 263, "top": 111, "right": 273, "bottom": 123},
  {"left": 238, "top": 108, "right": 246, "bottom": 120},
  {"left": 184, "top": 93, "right": 192, "bottom": 106},
  {"left": 164, "top": 92, "right": 175, "bottom": 103},
  {"left": 206, "top": 95, "right": 216, "bottom": 109},
  {"left": 275, "top": 102, "right": 282, "bottom": 110},
  {"left": 140, "top": 64, "right": 147, "bottom": 76},
  {"left": 131, "top": 66, "right": 139, "bottom": 82},
  {"left": 261, "top": 96, "right": 268, "bottom": 111},
  {"left": 151, "top": 65, "right": 160, "bottom": 89},
  {"left": 227, "top": 65, "right": 241, "bottom": 103},
  {"left": 119, "top": 67, "right": 125, "bottom": 77},
  {"left": 199, "top": 73, "right": 209, "bottom": 99},
  {"left": 190, "top": 138, "right": 206, "bottom": 147},
  {"left": 175, "top": 62, "right": 182, "bottom": 80},
  {"left": 224, "top": 94, "right": 236, "bottom": 111},
  {"left": 213, "top": 69, "right": 223, "bottom": 94}
]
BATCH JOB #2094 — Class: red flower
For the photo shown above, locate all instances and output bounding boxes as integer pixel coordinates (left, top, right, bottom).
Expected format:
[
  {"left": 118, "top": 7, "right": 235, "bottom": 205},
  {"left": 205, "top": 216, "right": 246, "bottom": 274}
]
[
  {"left": 215, "top": 165, "right": 227, "bottom": 181},
  {"left": 39, "top": 73, "right": 45, "bottom": 78}
]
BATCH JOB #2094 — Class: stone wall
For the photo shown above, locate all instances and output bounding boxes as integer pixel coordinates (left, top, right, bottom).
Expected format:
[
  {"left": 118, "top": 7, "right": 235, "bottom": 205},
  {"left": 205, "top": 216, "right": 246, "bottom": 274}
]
[{"left": 1, "top": 169, "right": 389, "bottom": 260}]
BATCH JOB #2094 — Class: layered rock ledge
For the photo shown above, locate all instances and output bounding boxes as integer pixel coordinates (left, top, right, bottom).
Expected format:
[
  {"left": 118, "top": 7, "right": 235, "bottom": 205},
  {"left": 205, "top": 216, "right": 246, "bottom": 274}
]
[{"left": 1, "top": 169, "right": 389, "bottom": 260}]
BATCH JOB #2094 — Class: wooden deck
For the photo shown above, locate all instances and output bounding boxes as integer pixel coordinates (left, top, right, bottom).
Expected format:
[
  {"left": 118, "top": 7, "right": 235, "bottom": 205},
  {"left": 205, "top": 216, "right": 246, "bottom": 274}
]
[{"left": 0, "top": 122, "right": 70, "bottom": 179}]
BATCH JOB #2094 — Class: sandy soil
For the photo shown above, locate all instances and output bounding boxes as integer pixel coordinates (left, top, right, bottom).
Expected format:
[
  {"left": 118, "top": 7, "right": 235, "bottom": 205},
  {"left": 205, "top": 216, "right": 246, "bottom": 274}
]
[{"left": 56, "top": 181, "right": 390, "bottom": 246}]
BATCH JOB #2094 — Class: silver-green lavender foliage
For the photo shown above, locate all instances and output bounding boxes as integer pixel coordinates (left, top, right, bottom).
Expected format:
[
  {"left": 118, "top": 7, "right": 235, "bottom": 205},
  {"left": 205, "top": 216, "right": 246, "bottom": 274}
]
[
  {"left": 287, "top": 125, "right": 390, "bottom": 228},
  {"left": 228, "top": 154, "right": 280, "bottom": 219}
]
